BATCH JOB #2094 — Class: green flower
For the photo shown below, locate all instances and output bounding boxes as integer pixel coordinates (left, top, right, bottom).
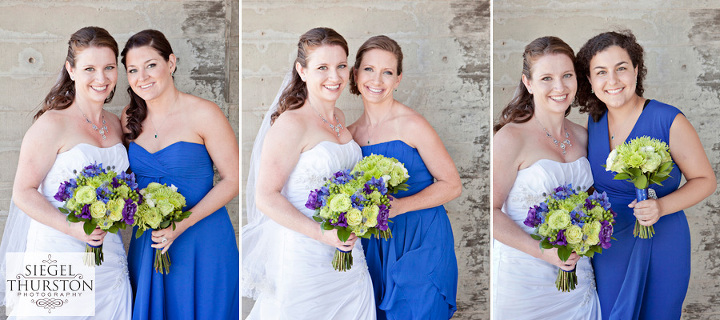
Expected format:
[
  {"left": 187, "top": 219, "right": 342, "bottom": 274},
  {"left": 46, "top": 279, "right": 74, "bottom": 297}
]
[
  {"left": 319, "top": 206, "right": 332, "bottom": 219},
  {"left": 626, "top": 153, "right": 646, "bottom": 168},
  {"left": 346, "top": 208, "right": 362, "bottom": 226},
  {"left": 145, "top": 182, "right": 164, "bottom": 192},
  {"left": 98, "top": 217, "right": 114, "bottom": 230},
  {"left": 362, "top": 205, "right": 379, "bottom": 228},
  {"left": 641, "top": 153, "right": 662, "bottom": 173},
  {"left": 75, "top": 186, "right": 97, "bottom": 204},
  {"left": 90, "top": 201, "right": 107, "bottom": 219},
  {"left": 66, "top": 198, "right": 80, "bottom": 211},
  {"left": 538, "top": 224, "right": 551, "bottom": 237},
  {"left": 565, "top": 225, "right": 583, "bottom": 244},
  {"left": 115, "top": 185, "right": 130, "bottom": 199},
  {"left": 328, "top": 194, "right": 352, "bottom": 212},
  {"left": 106, "top": 198, "right": 125, "bottom": 221},
  {"left": 547, "top": 209, "right": 571, "bottom": 229},
  {"left": 144, "top": 207, "right": 162, "bottom": 229},
  {"left": 586, "top": 234, "right": 600, "bottom": 246},
  {"left": 157, "top": 199, "right": 175, "bottom": 217}
]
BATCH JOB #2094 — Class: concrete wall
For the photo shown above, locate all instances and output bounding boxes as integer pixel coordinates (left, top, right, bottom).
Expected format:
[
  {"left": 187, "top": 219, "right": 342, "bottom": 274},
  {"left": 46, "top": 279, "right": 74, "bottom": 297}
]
[
  {"left": 242, "top": 0, "right": 489, "bottom": 319},
  {"left": 0, "top": 0, "right": 238, "bottom": 318},
  {"left": 494, "top": 1, "right": 720, "bottom": 319}
]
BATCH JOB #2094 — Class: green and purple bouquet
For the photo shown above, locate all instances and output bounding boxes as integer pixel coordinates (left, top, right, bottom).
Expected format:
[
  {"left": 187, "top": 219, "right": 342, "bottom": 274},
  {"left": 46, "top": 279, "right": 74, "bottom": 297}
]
[
  {"left": 605, "top": 136, "right": 673, "bottom": 239},
  {"left": 55, "top": 163, "right": 141, "bottom": 266},
  {"left": 133, "top": 182, "right": 191, "bottom": 274},
  {"left": 306, "top": 154, "right": 409, "bottom": 272},
  {"left": 524, "top": 184, "right": 616, "bottom": 292}
]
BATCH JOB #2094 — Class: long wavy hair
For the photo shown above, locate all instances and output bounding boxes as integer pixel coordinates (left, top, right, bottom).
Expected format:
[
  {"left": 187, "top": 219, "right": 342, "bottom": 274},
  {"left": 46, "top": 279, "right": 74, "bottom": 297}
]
[
  {"left": 35, "top": 26, "right": 118, "bottom": 120},
  {"left": 576, "top": 30, "right": 647, "bottom": 122},
  {"left": 494, "top": 36, "right": 576, "bottom": 132},
  {"left": 270, "top": 27, "right": 349, "bottom": 124},
  {"left": 120, "top": 29, "right": 175, "bottom": 141},
  {"left": 349, "top": 35, "right": 403, "bottom": 95}
]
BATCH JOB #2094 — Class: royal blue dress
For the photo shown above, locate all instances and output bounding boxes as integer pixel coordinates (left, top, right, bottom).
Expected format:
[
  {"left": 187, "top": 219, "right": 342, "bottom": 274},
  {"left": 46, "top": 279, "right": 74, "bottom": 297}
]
[
  {"left": 588, "top": 100, "right": 689, "bottom": 320},
  {"left": 361, "top": 140, "right": 458, "bottom": 320},
  {"left": 127, "top": 141, "right": 239, "bottom": 320}
]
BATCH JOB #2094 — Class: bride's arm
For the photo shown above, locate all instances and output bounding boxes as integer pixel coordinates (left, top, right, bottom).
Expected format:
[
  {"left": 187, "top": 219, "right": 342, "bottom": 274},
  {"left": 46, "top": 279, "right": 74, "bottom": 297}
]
[
  {"left": 150, "top": 100, "right": 239, "bottom": 253},
  {"left": 388, "top": 113, "right": 461, "bottom": 217},
  {"left": 255, "top": 112, "right": 357, "bottom": 251},
  {"left": 492, "top": 127, "right": 578, "bottom": 271},
  {"left": 12, "top": 113, "right": 106, "bottom": 245}
]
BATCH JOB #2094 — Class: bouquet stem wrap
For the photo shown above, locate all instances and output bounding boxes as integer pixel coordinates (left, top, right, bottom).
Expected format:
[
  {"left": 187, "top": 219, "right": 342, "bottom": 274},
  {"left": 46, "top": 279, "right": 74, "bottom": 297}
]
[
  {"left": 85, "top": 243, "right": 104, "bottom": 266},
  {"left": 556, "top": 268, "right": 578, "bottom": 292},
  {"left": 633, "top": 188, "right": 655, "bottom": 239},
  {"left": 333, "top": 249, "right": 353, "bottom": 272},
  {"left": 154, "top": 249, "right": 171, "bottom": 274}
]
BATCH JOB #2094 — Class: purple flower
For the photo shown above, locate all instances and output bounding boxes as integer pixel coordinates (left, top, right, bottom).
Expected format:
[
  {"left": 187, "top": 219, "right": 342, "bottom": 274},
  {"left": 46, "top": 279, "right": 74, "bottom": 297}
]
[
  {"left": 524, "top": 205, "right": 542, "bottom": 227},
  {"left": 78, "top": 204, "right": 92, "bottom": 220},
  {"left": 600, "top": 220, "right": 613, "bottom": 249},
  {"left": 54, "top": 181, "right": 73, "bottom": 202},
  {"left": 122, "top": 198, "right": 137, "bottom": 225},
  {"left": 570, "top": 208, "right": 587, "bottom": 227},
  {"left": 332, "top": 170, "right": 353, "bottom": 185},
  {"left": 305, "top": 189, "right": 322, "bottom": 210},
  {"left": 332, "top": 212, "right": 349, "bottom": 227},
  {"left": 588, "top": 191, "right": 612, "bottom": 210},
  {"left": 551, "top": 184, "right": 577, "bottom": 200},
  {"left": 376, "top": 204, "right": 390, "bottom": 231},
  {"left": 111, "top": 177, "right": 122, "bottom": 188},
  {"left": 118, "top": 171, "right": 138, "bottom": 189},
  {"left": 81, "top": 162, "right": 105, "bottom": 178},
  {"left": 584, "top": 198, "right": 596, "bottom": 211},
  {"left": 551, "top": 229, "right": 568, "bottom": 246},
  {"left": 351, "top": 193, "right": 366, "bottom": 210},
  {"left": 96, "top": 184, "right": 111, "bottom": 203},
  {"left": 366, "top": 177, "right": 388, "bottom": 195}
]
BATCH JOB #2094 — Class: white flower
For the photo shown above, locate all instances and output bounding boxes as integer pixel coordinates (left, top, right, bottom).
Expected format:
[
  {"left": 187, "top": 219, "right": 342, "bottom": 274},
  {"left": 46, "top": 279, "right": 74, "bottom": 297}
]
[
  {"left": 605, "top": 149, "right": 618, "bottom": 171},
  {"left": 169, "top": 184, "right": 178, "bottom": 192}
]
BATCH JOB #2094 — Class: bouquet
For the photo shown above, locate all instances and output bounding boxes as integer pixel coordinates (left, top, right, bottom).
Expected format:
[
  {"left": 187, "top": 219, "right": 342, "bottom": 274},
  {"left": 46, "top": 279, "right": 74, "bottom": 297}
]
[
  {"left": 133, "top": 182, "right": 191, "bottom": 274},
  {"left": 55, "top": 163, "right": 141, "bottom": 266},
  {"left": 524, "top": 184, "right": 616, "bottom": 292},
  {"left": 305, "top": 154, "right": 409, "bottom": 271},
  {"left": 605, "top": 136, "right": 673, "bottom": 238}
]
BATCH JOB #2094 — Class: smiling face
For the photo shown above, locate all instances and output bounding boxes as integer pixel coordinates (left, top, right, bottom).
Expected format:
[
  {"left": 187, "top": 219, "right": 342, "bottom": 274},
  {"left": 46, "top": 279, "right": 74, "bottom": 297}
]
[
  {"left": 354, "top": 49, "right": 402, "bottom": 104},
  {"left": 296, "top": 44, "right": 349, "bottom": 104},
  {"left": 588, "top": 45, "right": 639, "bottom": 109},
  {"left": 124, "top": 45, "right": 176, "bottom": 102},
  {"left": 66, "top": 46, "right": 118, "bottom": 105},
  {"left": 522, "top": 53, "right": 577, "bottom": 114}
]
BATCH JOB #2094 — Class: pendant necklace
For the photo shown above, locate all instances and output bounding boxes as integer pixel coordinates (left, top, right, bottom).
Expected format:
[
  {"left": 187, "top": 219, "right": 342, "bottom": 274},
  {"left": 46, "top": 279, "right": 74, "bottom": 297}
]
[
  {"left": 610, "top": 99, "right": 642, "bottom": 142},
  {"left": 311, "top": 102, "right": 343, "bottom": 137},
  {"left": 79, "top": 107, "right": 107, "bottom": 140},
  {"left": 149, "top": 106, "right": 174, "bottom": 139},
  {"left": 536, "top": 117, "right": 571, "bottom": 155}
]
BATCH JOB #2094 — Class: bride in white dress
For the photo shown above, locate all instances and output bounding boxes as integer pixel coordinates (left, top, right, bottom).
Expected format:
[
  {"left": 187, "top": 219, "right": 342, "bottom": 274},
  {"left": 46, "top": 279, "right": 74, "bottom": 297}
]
[
  {"left": 492, "top": 36, "right": 601, "bottom": 319},
  {"left": 0, "top": 27, "right": 131, "bottom": 319},
  {"left": 242, "top": 27, "right": 374, "bottom": 319}
]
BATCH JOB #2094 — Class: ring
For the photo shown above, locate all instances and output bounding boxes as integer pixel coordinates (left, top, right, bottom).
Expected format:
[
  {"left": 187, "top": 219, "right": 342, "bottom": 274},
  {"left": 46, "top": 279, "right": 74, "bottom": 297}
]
[{"left": 161, "top": 237, "right": 167, "bottom": 243}]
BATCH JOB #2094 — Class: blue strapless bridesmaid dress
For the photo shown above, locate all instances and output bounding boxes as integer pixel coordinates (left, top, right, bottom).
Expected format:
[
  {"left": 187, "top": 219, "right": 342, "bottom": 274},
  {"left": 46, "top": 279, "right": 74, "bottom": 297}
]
[
  {"left": 127, "top": 141, "right": 239, "bottom": 320},
  {"left": 361, "top": 140, "right": 458, "bottom": 320},
  {"left": 588, "top": 100, "right": 689, "bottom": 320}
]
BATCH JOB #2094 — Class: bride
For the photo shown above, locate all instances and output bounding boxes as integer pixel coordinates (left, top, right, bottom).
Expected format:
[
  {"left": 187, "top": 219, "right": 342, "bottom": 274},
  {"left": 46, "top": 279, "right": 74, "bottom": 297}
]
[
  {"left": 0, "top": 27, "right": 131, "bottom": 319},
  {"left": 492, "top": 36, "right": 601, "bottom": 319},
  {"left": 242, "top": 27, "right": 374, "bottom": 319}
]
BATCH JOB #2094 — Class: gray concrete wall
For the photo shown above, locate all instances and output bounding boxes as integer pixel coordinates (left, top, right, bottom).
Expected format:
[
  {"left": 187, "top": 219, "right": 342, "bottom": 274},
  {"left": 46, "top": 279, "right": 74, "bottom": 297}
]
[
  {"left": 494, "top": 2, "right": 720, "bottom": 319},
  {"left": 0, "top": 0, "right": 238, "bottom": 318},
  {"left": 242, "top": 0, "right": 489, "bottom": 319}
]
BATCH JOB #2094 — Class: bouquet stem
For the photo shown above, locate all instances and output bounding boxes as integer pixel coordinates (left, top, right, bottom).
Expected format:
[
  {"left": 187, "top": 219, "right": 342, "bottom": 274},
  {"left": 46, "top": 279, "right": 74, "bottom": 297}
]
[
  {"left": 332, "top": 248, "right": 353, "bottom": 272},
  {"left": 85, "top": 243, "right": 103, "bottom": 266},
  {"left": 154, "top": 249, "right": 171, "bottom": 274},
  {"left": 555, "top": 268, "right": 577, "bottom": 292},
  {"left": 633, "top": 188, "right": 655, "bottom": 239}
]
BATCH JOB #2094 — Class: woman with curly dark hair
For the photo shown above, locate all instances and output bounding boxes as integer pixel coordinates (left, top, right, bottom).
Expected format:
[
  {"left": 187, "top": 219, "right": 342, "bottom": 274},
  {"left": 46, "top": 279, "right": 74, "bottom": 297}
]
[{"left": 578, "top": 30, "right": 715, "bottom": 320}]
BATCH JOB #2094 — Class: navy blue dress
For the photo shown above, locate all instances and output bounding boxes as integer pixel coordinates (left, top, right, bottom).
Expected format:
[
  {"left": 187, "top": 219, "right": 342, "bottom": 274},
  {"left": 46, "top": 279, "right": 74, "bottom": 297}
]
[
  {"left": 588, "top": 100, "right": 689, "bottom": 320},
  {"left": 127, "top": 141, "right": 239, "bottom": 320},
  {"left": 361, "top": 140, "right": 458, "bottom": 320}
]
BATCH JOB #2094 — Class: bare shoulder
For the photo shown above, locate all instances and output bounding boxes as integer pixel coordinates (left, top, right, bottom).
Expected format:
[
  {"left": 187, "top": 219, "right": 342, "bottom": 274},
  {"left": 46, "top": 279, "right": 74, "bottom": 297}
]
[
  {"left": 23, "top": 109, "right": 67, "bottom": 151},
  {"left": 396, "top": 103, "right": 432, "bottom": 132},
  {"left": 493, "top": 122, "right": 526, "bottom": 149},
  {"left": 182, "top": 93, "right": 226, "bottom": 119},
  {"left": 269, "top": 107, "right": 308, "bottom": 139}
]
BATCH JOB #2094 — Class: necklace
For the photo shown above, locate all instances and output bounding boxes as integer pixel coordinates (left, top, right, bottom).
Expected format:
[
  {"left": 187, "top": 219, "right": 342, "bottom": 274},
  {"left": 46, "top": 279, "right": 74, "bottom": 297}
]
[
  {"left": 366, "top": 104, "right": 394, "bottom": 144},
  {"left": 311, "top": 102, "right": 343, "bottom": 137},
  {"left": 149, "top": 108, "right": 173, "bottom": 139},
  {"left": 79, "top": 108, "right": 107, "bottom": 140},
  {"left": 610, "top": 99, "right": 642, "bottom": 141},
  {"left": 536, "top": 117, "right": 571, "bottom": 155}
]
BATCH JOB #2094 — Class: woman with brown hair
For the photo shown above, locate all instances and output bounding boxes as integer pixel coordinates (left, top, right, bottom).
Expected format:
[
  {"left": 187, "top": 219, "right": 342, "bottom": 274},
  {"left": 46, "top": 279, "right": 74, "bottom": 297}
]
[
  {"left": 121, "top": 29, "right": 239, "bottom": 319},
  {"left": 0, "top": 26, "right": 131, "bottom": 319},
  {"left": 242, "top": 27, "right": 374, "bottom": 319},
  {"left": 348, "top": 35, "right": 461, "bottom": 319},
  {"left": 492, "top": 36, "right": 600, "bottom": 319},
  {"left": 578, "top": 30, "right": 715, "bottom": 320}
]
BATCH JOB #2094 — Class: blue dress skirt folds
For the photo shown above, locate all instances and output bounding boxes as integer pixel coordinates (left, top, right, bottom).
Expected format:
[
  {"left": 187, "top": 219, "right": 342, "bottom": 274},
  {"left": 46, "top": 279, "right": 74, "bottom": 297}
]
[
  {"left": 361, "top": 140, "right": 458, "bottom": 320},
  {"left": 588, "top": 100, "right": 689, "bottom": 320},
  {"left": 127, "top": 141, "right": 239, "bottom": 320}
]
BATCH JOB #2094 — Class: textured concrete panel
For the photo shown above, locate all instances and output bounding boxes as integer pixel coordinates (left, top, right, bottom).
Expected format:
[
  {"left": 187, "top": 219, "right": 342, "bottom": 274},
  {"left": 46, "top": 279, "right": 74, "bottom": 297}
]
[
  {"left": 242, "top": 0, "right": 489, "bottom": 319},
  {"left": 495, "top": 1, "right": 720, "bottom": 319}
]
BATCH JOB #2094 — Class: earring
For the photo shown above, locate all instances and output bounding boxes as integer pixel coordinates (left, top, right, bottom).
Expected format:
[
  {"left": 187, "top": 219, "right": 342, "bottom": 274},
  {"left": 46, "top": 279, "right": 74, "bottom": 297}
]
[
  {"left": 591, "top": 88, "right": 594, "bottom": 94},
  {"left": 528, "top": 89, "right": 533, "bottom": 94}
]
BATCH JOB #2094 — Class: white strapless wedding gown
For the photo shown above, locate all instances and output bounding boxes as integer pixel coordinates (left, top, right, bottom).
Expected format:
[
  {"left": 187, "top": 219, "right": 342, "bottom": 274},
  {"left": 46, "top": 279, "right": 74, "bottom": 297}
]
[
  {"left": 12, "top": 143, "right": 132, "bottom": 319},
  {"left": 247, "top": 141, "right": 375, "bottom": 320},
  {"left": 493, "top": 158, "right": 601, "bottom": 320}
]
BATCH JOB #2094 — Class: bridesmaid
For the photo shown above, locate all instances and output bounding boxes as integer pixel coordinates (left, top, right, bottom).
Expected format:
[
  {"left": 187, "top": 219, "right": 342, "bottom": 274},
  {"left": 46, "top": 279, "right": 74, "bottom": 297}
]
[
  {"left": 120, "top": 30, "right": 239, "bottom": 319},
  {"left": 347, "top": 35, "right": 461, "bottom": 319},
  {"left": 577, "top": 30, "right": 716, "bottom": 320}
]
